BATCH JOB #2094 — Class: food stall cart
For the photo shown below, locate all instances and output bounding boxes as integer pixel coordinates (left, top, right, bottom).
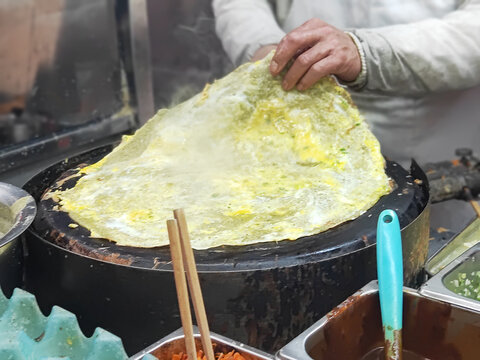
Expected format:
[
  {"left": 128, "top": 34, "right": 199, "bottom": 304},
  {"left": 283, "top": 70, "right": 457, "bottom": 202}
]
[{"left": 1, "top": 1, "right": 480, "bottom": 359}]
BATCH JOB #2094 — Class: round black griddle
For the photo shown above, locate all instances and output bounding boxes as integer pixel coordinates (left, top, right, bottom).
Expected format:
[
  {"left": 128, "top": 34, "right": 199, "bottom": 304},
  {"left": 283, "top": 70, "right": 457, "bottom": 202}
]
[
  {"left": 34, "top": 144, "right": 427, "bottom": 272},
  {"left": 24, "top": 144, "right": 430, "bottom": 354}
]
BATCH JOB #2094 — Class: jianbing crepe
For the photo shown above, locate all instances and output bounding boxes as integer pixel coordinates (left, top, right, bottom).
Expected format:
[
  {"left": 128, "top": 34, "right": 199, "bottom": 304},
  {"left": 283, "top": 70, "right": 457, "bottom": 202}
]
[{"left": 56, "top": 53, "right": 391, "bottom": 249}]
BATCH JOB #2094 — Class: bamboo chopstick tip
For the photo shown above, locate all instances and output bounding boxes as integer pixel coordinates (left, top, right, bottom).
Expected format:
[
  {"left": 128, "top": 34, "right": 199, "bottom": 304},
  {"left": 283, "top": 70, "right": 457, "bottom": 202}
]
[
  {"left": 166, "top": 218, "right": 177, "bottom": 229},
  {"left": 173, "top": 208, "right": 186, "bottom": 218}
]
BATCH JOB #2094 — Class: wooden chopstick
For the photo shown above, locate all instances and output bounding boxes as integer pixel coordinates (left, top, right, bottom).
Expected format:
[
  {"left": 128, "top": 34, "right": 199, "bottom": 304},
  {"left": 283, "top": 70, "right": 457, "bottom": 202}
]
[
  {"left": 470, "top": 200, "right": 480, "bottom": 218},
  {"left": 463, "top": 187, "right": 480, "bottom": 218},
  {"left": 174, "top": 209, "right": 215, "bottom": 360},
  {"left": 167, "top": 219, "right": 197, "bottom": 360}
]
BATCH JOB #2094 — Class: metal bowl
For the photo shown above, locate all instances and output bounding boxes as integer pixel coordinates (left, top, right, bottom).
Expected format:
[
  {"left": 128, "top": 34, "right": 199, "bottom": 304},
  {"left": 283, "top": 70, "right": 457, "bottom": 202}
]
[{"left": 0, "top": 182, "right": 36, "bottom": 295}]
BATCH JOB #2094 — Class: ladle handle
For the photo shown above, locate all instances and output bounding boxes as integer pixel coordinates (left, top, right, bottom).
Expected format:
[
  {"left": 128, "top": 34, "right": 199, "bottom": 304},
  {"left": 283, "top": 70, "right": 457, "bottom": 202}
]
[{"left": 377, "top": 209, "right": 403, "bottom": 360}]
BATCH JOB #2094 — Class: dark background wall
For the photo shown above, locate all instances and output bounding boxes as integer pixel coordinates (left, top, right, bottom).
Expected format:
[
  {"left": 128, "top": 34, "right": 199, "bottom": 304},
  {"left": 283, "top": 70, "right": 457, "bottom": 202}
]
[{"left": 147, "top": 0, "right": 233, "bottom": 108}]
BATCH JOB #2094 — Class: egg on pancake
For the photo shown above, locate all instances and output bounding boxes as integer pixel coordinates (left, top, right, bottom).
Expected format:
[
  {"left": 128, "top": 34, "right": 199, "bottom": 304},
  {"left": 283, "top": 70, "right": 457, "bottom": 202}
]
[{"left": 56, "top": 53, "right": 391, "bottom": 249}]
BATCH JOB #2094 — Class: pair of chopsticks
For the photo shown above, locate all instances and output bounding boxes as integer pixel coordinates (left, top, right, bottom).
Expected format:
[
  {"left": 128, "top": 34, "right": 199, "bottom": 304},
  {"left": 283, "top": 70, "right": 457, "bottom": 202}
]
[{"left": 167, "top": 209, "right": 215, "bottom": 360}]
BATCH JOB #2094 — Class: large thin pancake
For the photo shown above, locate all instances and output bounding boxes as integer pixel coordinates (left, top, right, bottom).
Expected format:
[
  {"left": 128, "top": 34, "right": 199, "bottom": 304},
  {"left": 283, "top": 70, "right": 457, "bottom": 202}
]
[{"left": 56, "top": 53, "right": 391, "bottom": 249}]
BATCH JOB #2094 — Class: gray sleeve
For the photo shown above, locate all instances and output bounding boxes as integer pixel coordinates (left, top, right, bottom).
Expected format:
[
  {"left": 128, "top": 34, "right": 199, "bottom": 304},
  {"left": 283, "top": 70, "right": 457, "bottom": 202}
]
[
  {"left": 352, "top": 0, "right": 480, "bottom": 95},
  {"left": 212, "top": 0, "right": 286, "bottom": 66}
]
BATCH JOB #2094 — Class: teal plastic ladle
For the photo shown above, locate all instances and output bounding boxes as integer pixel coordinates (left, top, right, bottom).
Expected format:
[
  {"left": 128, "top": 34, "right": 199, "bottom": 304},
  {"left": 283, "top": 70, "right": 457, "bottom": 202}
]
[{"left": 377, "top": 209, "right": 403, "bottom": 360}]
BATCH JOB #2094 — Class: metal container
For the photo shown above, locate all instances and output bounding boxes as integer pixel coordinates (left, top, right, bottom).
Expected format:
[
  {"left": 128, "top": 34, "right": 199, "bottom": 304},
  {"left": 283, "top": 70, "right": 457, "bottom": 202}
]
[
  {"left": 420, "top": 243, "right": 480, "bottom": 313},
  {"left": 0, "top": 182, "right": 36, "bottom": 296},
  {"left": 425, "top": 217, "right": 480, "bottom": 277},
  {"left": 131, "top": 327, "right": 273, "bottom": 360},
  {"left": 23, "top": 146, "right": 430, "bottom": 355},
  {"left": 276, "top": 280, "right": 480, "bottom": 360}
]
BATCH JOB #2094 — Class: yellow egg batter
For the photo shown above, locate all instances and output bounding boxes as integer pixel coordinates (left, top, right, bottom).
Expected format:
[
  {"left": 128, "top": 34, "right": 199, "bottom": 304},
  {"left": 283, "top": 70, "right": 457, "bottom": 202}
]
[{"left": 56, "top": 53, "right": 391, "bottom": 249}]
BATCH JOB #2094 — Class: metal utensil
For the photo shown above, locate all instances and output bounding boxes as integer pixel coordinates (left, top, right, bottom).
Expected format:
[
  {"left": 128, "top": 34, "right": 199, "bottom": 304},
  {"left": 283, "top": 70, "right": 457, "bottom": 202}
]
[{"left": 377, "top": 209, "right": 403, "bottom": 360}]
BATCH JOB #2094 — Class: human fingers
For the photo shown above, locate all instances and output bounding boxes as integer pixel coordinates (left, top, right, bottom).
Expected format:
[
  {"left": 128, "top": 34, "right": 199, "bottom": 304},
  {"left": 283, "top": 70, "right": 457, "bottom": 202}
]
[
  {"left": 294, "top": 32, "right": 361, "bottom": 90},
  {"left": 281, "top": 43, "right": 330, "bottom": 90},
  {"left": 270, "top": 19, "right": 329, "bottom": 76},
  {"left": 296, "top": 56, "right": 339, "bottom": 91}
]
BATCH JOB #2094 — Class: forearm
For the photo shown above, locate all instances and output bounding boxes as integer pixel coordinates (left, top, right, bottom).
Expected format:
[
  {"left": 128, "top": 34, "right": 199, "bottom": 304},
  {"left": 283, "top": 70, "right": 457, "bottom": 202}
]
[
  {"left": 213, "top": 0, "right": 285, "bottom": 65},
  {"left": 352, "top": 0, "right": 480, "bottom": 95}
]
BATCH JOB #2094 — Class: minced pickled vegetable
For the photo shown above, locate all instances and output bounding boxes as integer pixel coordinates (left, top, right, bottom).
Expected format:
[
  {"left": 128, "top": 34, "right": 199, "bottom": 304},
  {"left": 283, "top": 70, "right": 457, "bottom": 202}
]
[{"left": 171, "top": 349, "right": 246, "bottom": 360}]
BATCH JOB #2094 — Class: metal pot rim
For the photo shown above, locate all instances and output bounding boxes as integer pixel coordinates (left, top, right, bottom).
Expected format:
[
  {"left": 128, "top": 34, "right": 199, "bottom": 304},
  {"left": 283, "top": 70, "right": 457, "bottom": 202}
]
[{"left": 27, "top": 144, "right": 430, "bottom": 272}]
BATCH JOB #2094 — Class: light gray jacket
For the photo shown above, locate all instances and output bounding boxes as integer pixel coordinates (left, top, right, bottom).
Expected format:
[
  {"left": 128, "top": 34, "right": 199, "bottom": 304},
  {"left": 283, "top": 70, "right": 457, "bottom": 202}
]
[
  {"left": 213, "top": 0, "right": 480, "bottom": 94},
  {"left": 213, "top": 0, "right": 480, "bottom": 165}
]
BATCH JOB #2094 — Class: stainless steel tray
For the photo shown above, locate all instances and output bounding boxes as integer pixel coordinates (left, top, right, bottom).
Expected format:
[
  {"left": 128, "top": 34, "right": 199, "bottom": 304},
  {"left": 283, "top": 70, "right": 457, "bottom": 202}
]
[
  {"left": 420, "top": 243, "right": 480, "bottom": 313},
  {"left": 276, "top": 280, "right": 480, "bottom": 360},
  {"left": 130, "top": 326, "right": 274, "bottom": 360},
  {"left": 425, "top": 217, "right": 480, "bottom": 276}
]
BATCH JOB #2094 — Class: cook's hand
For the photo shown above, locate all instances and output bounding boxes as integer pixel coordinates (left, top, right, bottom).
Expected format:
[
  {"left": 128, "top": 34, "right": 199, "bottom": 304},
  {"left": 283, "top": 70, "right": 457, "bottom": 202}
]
[
  {"left": 251, "top": 44, "right": 278, "bottom": 62},
  {"left": 270, "top": 19, "right": 361, "bottom": 91}
]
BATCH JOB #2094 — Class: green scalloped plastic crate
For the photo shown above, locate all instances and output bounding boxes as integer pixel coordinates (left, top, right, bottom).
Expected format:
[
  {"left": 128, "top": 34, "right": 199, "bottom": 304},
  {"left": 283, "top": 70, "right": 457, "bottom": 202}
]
[{"left": 0, "top": 287, "right": 156, "bottom": 360}]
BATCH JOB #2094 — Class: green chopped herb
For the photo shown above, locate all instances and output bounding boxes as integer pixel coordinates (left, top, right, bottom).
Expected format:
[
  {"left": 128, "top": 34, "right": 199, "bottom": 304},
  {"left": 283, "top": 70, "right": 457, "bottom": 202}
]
[{"left": 447, "top": 269, "right": 480, "bottom": 301}]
